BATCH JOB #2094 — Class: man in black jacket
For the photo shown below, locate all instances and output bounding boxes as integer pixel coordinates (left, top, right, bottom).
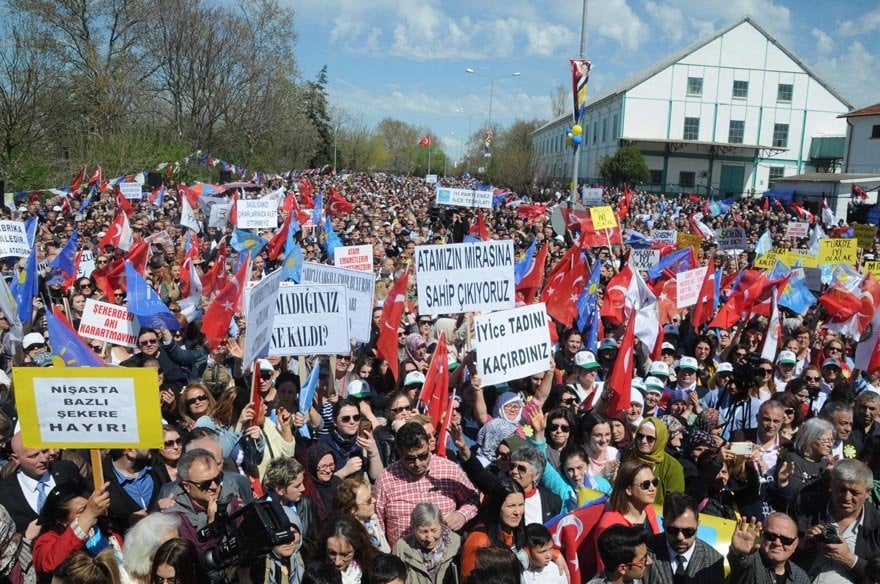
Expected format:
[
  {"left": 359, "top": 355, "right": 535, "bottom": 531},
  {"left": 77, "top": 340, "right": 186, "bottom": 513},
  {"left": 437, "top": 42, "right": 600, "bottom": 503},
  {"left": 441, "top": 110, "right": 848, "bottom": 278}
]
[{"left": 121, "top": 328, "right": 198, "bottom": 390}]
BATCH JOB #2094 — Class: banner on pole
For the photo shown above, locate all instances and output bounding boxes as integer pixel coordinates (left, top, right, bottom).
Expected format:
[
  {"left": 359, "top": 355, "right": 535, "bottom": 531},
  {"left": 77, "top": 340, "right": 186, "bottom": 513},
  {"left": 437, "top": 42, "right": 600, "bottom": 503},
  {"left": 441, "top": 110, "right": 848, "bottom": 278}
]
[
  {"left": 77, "top": 299, "right": 140, "bottom": 348},
  {"left": 475, "top": 303, "right": 553, "bottom": 386},
  {"left": 415, "top": 240, "right": 515, "bottom": 315},
  {"left": 785, "top": 222, "right": 809, "bottom": 239},
  {"left": 435, "top": 187, "right": 493, "bottom": 209},
  {"left": 209, "top": 203, "right": 232, "bottom": 229},
  {"left": 818, "top": 239, "right": 857, "bottom": 265},
  {"left": 676, "top": 266, "right": 708, "bottom": 308},
  {"left": 651, "top": 230, "right": 678, "bottom": 245},
  {"left": 77, "top": 250, "right": 96, "bottom": 279},
  {"left": 334, "top": 245, "right": 373, "bottom": 273},
  {"left": 300, "top": 263, "right": 375, "bottom": 343},
  {"left": 266, "top": 285, "right": 350, "bottom": 356},
  {"left": 581, "top": 188, "right": 604, "bottom": 206},
  {"left": 236, "top": 199, "right": 279, "bottom": 229},
  {"left": 716, "top": 227, "right": 746, "bottom": 251},
  {"left": 119, "top": 182, "right": 143, "bottom": 200},
  {"left": 0, "top": 221, "right": 31, "bottom": 258},
  {"left": 242, "top": 269, "right": 282, "bottom": 367},
  {"left": 629, "top": 249, "right": 661, "bottom": 270}
]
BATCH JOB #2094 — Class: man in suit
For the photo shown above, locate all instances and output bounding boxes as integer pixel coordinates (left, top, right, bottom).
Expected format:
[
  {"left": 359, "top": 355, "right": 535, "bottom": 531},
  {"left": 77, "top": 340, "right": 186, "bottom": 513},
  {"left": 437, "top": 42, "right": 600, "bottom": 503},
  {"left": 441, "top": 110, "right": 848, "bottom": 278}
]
[
  {"left": 852, "top": 390, "right": 880, "bottom": 461},
  {"left": 821, "top": 401, "right": 859, "bottom": 460},
  {"left": 727, "top": 513, "right": 809, "bottom": 584},
  {"left": 0, "top": 432, "right": 85, "bottom": 533},
  {"left": 644, "top": 493, "right": 724, "bottom": 584}
]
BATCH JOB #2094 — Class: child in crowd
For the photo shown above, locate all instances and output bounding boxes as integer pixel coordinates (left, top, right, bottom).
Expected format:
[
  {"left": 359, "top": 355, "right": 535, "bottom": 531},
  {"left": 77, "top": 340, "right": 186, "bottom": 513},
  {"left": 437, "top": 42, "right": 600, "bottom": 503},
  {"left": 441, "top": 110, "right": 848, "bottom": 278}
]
[{"left": 522, "top": 524, "right": 567, "bottom": 584}]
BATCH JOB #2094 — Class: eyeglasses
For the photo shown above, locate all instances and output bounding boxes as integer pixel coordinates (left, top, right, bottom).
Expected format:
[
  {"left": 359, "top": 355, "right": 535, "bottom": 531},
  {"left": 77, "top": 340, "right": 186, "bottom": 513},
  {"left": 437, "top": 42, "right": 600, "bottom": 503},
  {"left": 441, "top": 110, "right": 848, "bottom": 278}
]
[
  {"left": 562, "top": 397, "right": 579, "bottom": 406},
  {"left": 114, "top": 293, "right": 125, "bottom": 298},
  {"left": 825, "top": 367, "right": 841, "bottom": 373},
  {"left": 634, "top": 478, "right": 659, "bottom": 490},
  {"left": 784, "top": 408, "right": 795, "bottom": 416},
  {"left": 826, "top": 347, "right": 843, "bottom": 353},
  {"left": 185, "top": 472, "right": 223, "bottom": 491},
  {"left": 762, "top": 531, "right": 796, "bottom": 546},
  {"left": 339, "top": 414, "right": 361, "bottom": 423},
  {"left": 336, "top": 355, "right": 351, "bottom": 361},
  {"left": 140, "top": 338, "right": 158, "bottom": 346},
  {"left": 259, "top": 371, "right": 273, "bottom": 381},
  {"left": 403, "top": 451, "right": 430, "bottom": 463},
  {"left": 390, "top": 405, "right": 413, "bottom": 414},
  {"left": 549, "top": 423, "right": 570, "bottom": 433},
  {"left": 163, "top": 438, "right": 183, "bottom": 448},
  {"left": 635, "top": 433, "right": 656, "bottom": 444},
  {"left": 804, "top": 375, "right": 821, "bottom": 382},
  {"left": 760, "top": 368, "right": 773, "bottom": 375},
  {"left": 316, "top": 463, "right": 335, "bottom": 472},
  {"left": 665, "top": 526, "right": 697, "bottom": 538},
  {"left": 79, "top": 284, "right": 92, "bottom": 290},
  {"left": 91, "top": 345, "right": 103, "bottom": 353},
  {"left": 96, "top": 259, "right": 109, "bottom": 265},
  {"left": 496, "top": 451, "right": 510, "bottom": 460},
  {"left": 623, "top": 550, "right": 655, "bottom": 567},
  {"left": 678, "top": 369, "right": 695, "bottom": 375},
  {"left": 510, "top": 463, "right": 531, "bottom": 474},
  {"left": 186, "top": 394, "right": 208, "bottom": 406}
]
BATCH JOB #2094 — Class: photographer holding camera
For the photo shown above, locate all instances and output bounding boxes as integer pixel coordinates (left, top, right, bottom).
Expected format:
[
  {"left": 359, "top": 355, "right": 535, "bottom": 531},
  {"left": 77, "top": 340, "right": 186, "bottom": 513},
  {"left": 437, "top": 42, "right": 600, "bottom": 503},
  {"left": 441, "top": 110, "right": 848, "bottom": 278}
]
[{"left": 789, "top": 459, "right": 880, "bottom": 582}]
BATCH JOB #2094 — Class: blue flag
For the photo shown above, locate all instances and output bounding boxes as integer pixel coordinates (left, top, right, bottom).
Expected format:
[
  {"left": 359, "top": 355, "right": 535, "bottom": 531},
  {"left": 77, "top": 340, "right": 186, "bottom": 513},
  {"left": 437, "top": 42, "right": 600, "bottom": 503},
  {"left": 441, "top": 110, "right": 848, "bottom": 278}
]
[
  {"left": 624, "top": 230, "right": 652, "bottom": 248},
  {"left": 708, "top": 196, "right": 736, "bottom": 217},
  {"left": 779, "top": 274, "right": 816, "bottom": 314},
  {"left": 312, "top": 194, "right": 323, "bottom": 225},
  {"left": 11, "top": 247, "right": 38, "bottom": 323},
  {"left": 324, "top": 217, "right": 342, "bottom": 260},
  {"left": 576, "top": 260, "right": 603, "bottom": 352},
  {"left": 514, "top": 240, "right": 537, "bottom": 285},
  {"left": 124, "top": 261, "right": 181, "bottom": 330},
  {"left": 298, "top": 362, "right": 321, "bottom": 438},
  {"left": 23, "top": 217, "right": 38, "bottom": 248},
  {"left": 646, "top": 247, "right": 693, "bottom": 281},
  {"left": 755, "top": 230, "right": 773, "bottom": 255},
  {"left": 50, "top": 230, "right": 78, "bottom": 276},
  {"left": 46, "top": 311, "right": 105, "bottom": 367},
  {"left": 230, "top": 229, "right": 268, "bottom": 258},
  {"left": 281, "top": 217, "right": 304, "bottom": 283}
]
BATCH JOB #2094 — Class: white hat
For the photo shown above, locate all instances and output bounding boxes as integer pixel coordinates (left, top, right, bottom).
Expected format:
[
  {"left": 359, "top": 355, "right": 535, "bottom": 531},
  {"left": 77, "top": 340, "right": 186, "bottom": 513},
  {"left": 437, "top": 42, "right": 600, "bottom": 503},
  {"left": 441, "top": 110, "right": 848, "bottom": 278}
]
[
  {"left": 677, "top": 356, "right": 699, "bottom": 371},
  {"left": 661, "top": 342, "right": 676, "bottom": 353},
  {"left": 574, "top": 350, "right": 601, "bottom": 370},
  {"left": 404, "top": 371, "right": 426, "bottom": 386},
  {"left": 777, "top": 350, "right": 797, "bottom": 365},
  {"left": 717, "top": 362, "right": 734, "bottom": 373},
  {"left": 347, "top": 379, "right": 372, "bottom": 398},
  {"left": 630, "top": 387, "right": 644, "bottom": 406},
  {"left": 649, "top": 361, "right": 670, "bottom": 377},
  {"left": 51, "top": 205, "right": 62, "bottom": 212},
  {"left": 256, "top": 358, "right": 274, "bottom": 371},
  {"left": 632, "top": 377, "right": 646, "bottom": 392},
  {"left": 645, "top": 376, "right": 665, "bottom": 393},
  {"left": 23, "top": 332, "right": 46, "bottom": 350}
]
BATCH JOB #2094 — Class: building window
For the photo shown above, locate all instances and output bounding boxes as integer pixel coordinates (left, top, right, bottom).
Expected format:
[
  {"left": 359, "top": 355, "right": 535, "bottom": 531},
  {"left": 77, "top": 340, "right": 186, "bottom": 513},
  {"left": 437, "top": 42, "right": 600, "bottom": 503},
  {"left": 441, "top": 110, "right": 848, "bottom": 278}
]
[
  {"left": 593, "top": 123, "right": 598, "bottom": 145},
  {"left": 602, "top": 119, "right": 607, "bottom": 142},
  {"left": 612, "top": 114, "right": 619, "bottom": 140},
  {"left": 728, "top": 120, "right": 745, "bottom": 144},
  {"left": 687, "top": 77, "right": 703, "bottom": 96},
  {"left": 773, "top": 123, "right": 789, "bottom": 148},
  {"left": 768, "top": 166, "right": 785, "bottom": 188},
  {"left": 679, "top": 171, "right": 696, "bottom": 188},
  {"left": 683, "top": 117, "right": 700, "bottom": 140},
  {"left": 872, "top": 124, "right": 880, "bottom": 139},
  {"left": 777, "top": 83, "right": 793, "bottom": 102},
  {"left": 650, "top": 170, "right": 663, "bottom": 185},
  {"left": 732, "top": 80, "right": 749, "bottom": 99}
]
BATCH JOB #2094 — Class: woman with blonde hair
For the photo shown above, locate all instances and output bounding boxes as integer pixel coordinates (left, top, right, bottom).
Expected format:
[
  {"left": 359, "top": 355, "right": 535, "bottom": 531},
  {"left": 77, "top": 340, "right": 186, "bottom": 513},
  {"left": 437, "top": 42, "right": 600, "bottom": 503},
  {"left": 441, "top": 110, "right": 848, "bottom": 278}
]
[
  {"left": 177, "top": 382, "right": 217, "bottom": 430},
  {"left": 193, "top": 385, "right": 258, "bottom": 459},
  {"left": 51, "top": 549, "right": 121, "bottom": 584}
]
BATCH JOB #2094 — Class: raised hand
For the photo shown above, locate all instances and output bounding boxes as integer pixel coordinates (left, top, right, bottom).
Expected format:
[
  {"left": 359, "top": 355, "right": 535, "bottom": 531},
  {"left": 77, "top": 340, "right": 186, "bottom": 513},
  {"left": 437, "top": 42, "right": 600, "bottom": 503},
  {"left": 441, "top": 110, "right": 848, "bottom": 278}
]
[{"left": 730, "top": 516, "right": 761, "bottom": 555}]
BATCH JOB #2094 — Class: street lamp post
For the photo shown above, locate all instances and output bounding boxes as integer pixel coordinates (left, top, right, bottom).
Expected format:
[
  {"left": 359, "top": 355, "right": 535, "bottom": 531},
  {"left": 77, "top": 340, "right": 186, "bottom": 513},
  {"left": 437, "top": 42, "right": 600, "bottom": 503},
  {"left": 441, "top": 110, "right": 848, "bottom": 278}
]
[
  {"left": 455, "top": 108, "right": 486, "bottom": 173},
  {"left": 464, "top": 68, "right": 520, "bottom": 128}
]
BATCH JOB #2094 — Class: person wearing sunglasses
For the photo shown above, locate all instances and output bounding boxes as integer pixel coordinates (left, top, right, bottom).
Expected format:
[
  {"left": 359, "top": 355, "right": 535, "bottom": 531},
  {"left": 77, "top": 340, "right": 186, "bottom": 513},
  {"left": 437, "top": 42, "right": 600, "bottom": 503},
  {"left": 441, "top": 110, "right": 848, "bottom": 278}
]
[
  {"left": 122, "top": 329, "right": 195, "bottom": 392},
  {"left": 588, "top": 524, "right": 653, "bottom": 584},
  {"left": 727, "top": 513, "right": 807, "bottom": 584},
  {"left": 644, "top": 493, "right": 723, "bottom": 584},
  {"left": 540, "top": 408, "right": 575, "bottom": 471},
  {"left": 176, "top": 383, "right": 216, "bottom": 430},
  {"left": 152, "top": 425, "right": 184, "bottom": 487},
  {"left": 622, "top": 417, "right": 685, "bottom": 507},
  {"left": 317, "top": 397, "right": 383, "bottom": 482}
]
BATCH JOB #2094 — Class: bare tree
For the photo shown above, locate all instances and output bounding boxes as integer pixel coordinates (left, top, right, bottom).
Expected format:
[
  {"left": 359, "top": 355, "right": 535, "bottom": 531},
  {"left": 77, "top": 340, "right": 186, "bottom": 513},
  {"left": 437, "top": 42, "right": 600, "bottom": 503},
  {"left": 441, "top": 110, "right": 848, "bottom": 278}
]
[{"left": 550, "top": 83, "right": 569, "bottom": 118}]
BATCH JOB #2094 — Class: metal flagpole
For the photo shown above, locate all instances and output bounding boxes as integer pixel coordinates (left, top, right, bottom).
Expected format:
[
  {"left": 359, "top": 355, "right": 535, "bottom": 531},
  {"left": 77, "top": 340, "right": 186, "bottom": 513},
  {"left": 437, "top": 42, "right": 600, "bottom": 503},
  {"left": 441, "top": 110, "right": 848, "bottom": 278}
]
[{"left": 569, "top": 0, "right": 589, "bottom": 204}]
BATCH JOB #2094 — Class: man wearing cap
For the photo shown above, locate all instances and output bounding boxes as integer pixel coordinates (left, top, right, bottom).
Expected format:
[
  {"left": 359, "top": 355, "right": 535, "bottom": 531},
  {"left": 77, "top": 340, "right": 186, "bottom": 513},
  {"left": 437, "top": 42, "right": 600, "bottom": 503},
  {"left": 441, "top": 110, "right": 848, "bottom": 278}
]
[
  {"left": 662, "top": 357, "right": 707, "bottom": 410},
  {"left": 773, "top": 351, "right": 798, "bottom": 393},
  {"left": 402, "top": 370, "right": 426, "bottom": 403},
  {"left": 820, "top": 358, "right": 842, "bottom": 394},
  {"left": 22, "top": 333, "right": 52, "bottom": 367},
  {"left": 644, "top": 377, "right": 666, "bottom": 418},
  {"left": 658, "top": 344, "right": 678, "bottom": 384},
  {"left": 649, "top": 360, "right": 673, "bottom": 390},
  {"left": 597, "top": 338, "right": 618, "bottom": 380},
  {"left": 571, "top": 351, "right": 603, "bottom": 410}
]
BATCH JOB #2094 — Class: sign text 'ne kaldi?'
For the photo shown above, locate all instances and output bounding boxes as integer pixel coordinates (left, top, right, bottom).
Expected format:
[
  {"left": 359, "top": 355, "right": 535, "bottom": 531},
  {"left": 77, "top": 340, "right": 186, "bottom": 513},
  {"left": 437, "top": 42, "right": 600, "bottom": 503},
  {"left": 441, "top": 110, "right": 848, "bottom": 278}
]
[
  {"left": 268, "top": 285, "right": 350, "bottom": 356},
  {"left": 415, "top": 240, "right": 515, "bottom": 315}
]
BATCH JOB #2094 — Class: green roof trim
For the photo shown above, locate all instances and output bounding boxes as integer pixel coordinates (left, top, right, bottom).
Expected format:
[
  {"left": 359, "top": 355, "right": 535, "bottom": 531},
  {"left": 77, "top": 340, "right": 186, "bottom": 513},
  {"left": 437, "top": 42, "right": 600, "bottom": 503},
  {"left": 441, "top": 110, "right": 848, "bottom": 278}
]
[{"left": 809, "top": 136, "right": 845, "bottom": 159}]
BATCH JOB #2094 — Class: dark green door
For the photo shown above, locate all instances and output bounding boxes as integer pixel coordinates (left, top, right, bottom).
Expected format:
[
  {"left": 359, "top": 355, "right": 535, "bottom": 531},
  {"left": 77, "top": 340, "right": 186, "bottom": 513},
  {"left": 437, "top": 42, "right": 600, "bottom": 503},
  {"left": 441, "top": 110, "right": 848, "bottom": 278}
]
[{"left": 719, "top": 165, "right": 745, "bottom": 196}]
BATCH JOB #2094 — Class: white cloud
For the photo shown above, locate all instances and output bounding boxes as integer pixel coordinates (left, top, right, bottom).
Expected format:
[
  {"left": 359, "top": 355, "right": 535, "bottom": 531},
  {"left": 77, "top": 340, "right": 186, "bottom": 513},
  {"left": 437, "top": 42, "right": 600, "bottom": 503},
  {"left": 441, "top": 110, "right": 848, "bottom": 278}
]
[
  {"left": 644, "top": 1, "right": 686, "bottom": 43},
  {"left": 813, "top": 41, "right": 878, "bottom": 108},
  {"left": 837, "top": 6, "right": 880, "bottom": 36},
  {"left": 811, "top": 27, "right": 834, "bottom": 55}
]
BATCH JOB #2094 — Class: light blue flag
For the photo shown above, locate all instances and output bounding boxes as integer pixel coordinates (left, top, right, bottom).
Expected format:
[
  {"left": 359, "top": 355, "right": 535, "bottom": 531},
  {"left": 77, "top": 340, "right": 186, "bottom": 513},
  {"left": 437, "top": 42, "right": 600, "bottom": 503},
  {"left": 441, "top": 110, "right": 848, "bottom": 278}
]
[
  {"left": 755, "top": 230, "right": 773, "bottom": 255},
  {"left": 298, "top": 362, "right": 321, "bottom": 438},
  {"left": 514, "top": 240, "right": 537, "bottom": 285},
  {"left": 46, "top": 311, "right": 106, "bottom": 367},
  {"left": 324, "top": 217, "right": 342, "bottom": 260},
  {"left": 10, "top": 247, "right": 38, "bottom": 323},
  {"left": 124, "top": 261, "right": 181, "bottom": 330},
  {"left": 779, "top": 275, "right": 816, "bottom": 314},
  {"left": 576, "top": 260, "right": 603, "bottom": 350},
  {"left": 230, "top": 229, "right": 268, "bottom": 258}
]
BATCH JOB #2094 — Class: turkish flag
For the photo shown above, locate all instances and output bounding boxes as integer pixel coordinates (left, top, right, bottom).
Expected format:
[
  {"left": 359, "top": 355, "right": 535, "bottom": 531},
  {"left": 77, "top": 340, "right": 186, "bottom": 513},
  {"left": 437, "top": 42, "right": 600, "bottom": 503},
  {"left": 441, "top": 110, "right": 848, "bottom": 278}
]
[
  {"left": 70, "top": 165, "right": 87, "bottom": 193},
  {"left": 516, "top": 243, "right": 547, "bottom": 302},
  {"left": 201, "top": 257, "right": 249, "bottom": 349},
  {"left": 691, "top": 264, "right": 716, "bottom": 330},
  {"left": 266, "top": 213, "right": 293, "bottom": 261},
  {"left": 376, "top": 270, "right": 410, "bottom": 381},
  {"left": 655, "top": 277, "right": 679, "bottom": 325},
  {"left": 619, "top": 186, "right": 633, "bottom": 220},
  {"left": 548, "top": 500, "right": 606, "bottom": 584},
  {"left": 419, "top": 135, "right": 431, "bottom": 147},
  {"left": 201, "top": 243, "right": 229, "bottom": 298},
  {"left": 115, "top": 189, "right": 135, "bottom": 217},
  {"left": 469, "top": 210, "right": 490, "bottom": 241},
  {"left": 606, "top": 311, "right": 635, "bottom": 417},
  {"left": 580, "top": 216, "right": 622, "bottom": 248},
  {"left": 542, "top": 257, "right": 587, "bottom": 326},
  {"left": 326, "top": 188, "right": 354, "bottom": 217},
  {"left": 419, "top": 332, "right": 451, "bottom": 455},
  {"left": 87, "top": 165, "right": 101, "bottom": 188},
  {"left": 98, "top": 212, "right": 133, "bottom": 251},
  {"left": 299, "top": 179, "right": 315, "bottom": 208},
  {"left": 180, "top": 244, "right": 200, "bottom": 297}
]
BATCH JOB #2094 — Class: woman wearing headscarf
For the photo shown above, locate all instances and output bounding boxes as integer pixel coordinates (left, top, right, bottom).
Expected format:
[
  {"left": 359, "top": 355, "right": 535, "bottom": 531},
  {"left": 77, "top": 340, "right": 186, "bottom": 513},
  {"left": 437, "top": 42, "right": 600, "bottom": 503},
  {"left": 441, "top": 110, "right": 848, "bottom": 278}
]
[
  {"left": 659, "top": 415, "right": 684, "bottom": 460},
  {"left": 267, "top": 509, "right": 305, "bottom": 584},
  {"left": 621, "top": 416, "right": 685, "bottom": 506},
  {"left": 609, "top": 411, "right": 633, "bottom": 451},
  {"left": 403, "top": 333, "right": 429, "bottom": 374},
  {"left": 475, "top": 392, "right": 524, "bottom": 467},
  {"left": 306, "top": 442, "right": 343, "bottom": 521}
]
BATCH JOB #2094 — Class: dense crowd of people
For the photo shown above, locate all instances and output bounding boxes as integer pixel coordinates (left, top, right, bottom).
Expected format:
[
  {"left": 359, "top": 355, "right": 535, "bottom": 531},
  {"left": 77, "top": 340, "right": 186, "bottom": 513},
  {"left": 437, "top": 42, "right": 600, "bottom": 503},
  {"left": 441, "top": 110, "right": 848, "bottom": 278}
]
[{"left": 0, "top": 167, "right": 878, "bottom": 584}]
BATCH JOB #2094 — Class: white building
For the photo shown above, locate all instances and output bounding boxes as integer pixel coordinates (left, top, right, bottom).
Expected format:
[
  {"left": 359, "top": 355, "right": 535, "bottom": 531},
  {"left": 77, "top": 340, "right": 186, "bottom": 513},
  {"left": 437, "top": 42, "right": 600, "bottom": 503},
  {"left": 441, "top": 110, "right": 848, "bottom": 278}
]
[
  {"left": 840, "top": 103, "right": 880, "bottom": 174},
  {"left": 532, "top": 16, "right": 852, "bottom": 197}
]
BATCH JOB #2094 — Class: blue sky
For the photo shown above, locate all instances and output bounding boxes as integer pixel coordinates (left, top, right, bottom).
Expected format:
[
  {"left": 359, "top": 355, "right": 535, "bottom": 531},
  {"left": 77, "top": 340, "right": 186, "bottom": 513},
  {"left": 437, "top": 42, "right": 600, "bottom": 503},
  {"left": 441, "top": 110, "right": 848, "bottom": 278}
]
[{"left": 291, "top": 0, "right": 879, "bottom": 158}]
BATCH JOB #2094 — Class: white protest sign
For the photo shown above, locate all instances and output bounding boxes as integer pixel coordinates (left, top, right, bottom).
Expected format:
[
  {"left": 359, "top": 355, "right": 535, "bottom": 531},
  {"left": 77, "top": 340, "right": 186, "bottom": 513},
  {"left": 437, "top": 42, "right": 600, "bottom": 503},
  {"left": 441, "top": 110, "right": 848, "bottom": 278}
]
[
  {"left": 425, "top": 174, "right": 438, "bottom": 184},
  {"left": 676, "top": 266, "right": 708, "bottom": 308},
  {"left": 786, "top": 222, "right": 809, "bottom": 239},
  {"left": 334, "top": 245, "right": 373, "bottom": 273},
  {"left": 236, "top": 199, "right": 279, "bottom": 229},
  {"left": 209, "top": 203, "right": 232, "bottom": 229},
  {"left": 0, "top": 221, "right": 31, "bottom": 258},
  {"left": 267, "top": 284, "right": 349, "bottom": 356},
  {"left": 145, "top": 230, "right": 174, "bottom": 247},
  {"left": 243, "top": 269, "right": 282, "bottom": 366},
  {"left": 581, "top": 188, "right": 604, "bottom": 206},
  {"left": 77, "top": 299, "right": 140, "bottom": 348},
  {"left": 435, "top": 187, "right": 493, "bottom": 209},
  {"left": 475, "top": 303, "right": 553, "bottom": 386},
  {"left": 716, "top": 227, "right": 746, "bottom": 251},
  {"left": 77, "top": 250, "right": 95, "bottom": 278},
  {"left": 180, "top": 197, "right": 201, "bottom": 233},
  {"left": 415, "top": 240, "right": 515, "bottom": 315},
  {"left": 37, "top": 259, "right": 50, "bottom": 275},
  {"left": 300, "top": 263, "right": 375, "bottom": 343},
  {"left": 629, "top": 249, "right": 660, "bottom": 270},
  {"left": 119, "top": 182, "right": 143, "bottom": 200},
  {"left": 651, "top": 230, "right": 678, "bottom": 244}
]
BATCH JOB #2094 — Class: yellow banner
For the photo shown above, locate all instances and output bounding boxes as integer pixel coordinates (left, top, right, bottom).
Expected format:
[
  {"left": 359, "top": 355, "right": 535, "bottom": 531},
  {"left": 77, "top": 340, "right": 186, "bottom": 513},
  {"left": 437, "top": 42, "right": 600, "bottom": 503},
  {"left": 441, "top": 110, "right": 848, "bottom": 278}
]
[
  {"left": 589, "top": 205, "right": 617, "bottom": 230},
  {"left": 819, "top": 238, "right": 858, "bottom": 265},
  {"left": 755, "top": 248, "right": 789, "bottom": 269},
  {"left": 785, "top": 249, "right": 819, "bottom": 268},
  {"left": 864, "top": 261, "right": 880, "bottom": 278},
  {"left": 852, "top": 224, "right": 878, "bottom": 250},
  {"left": 676, "top": 232, "right": 702, "bottom": 250},
  {"left": 13, "top": 360, "right": 163, "bottom": 449}
]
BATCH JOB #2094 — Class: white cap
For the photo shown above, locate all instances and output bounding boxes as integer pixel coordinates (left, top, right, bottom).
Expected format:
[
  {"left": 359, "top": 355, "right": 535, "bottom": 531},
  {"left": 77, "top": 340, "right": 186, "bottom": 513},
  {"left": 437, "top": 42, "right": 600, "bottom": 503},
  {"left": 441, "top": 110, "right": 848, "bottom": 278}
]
[
  {"left": 777, "top": 350, "right": 797, "bottom": 365},
  {"left": 404, "top": 371, "right": 426, "bottom": 386},
  {"left": 661, "top": 342, "right": 676, "bottom": 352},
  {"left": 256, "top": 358, "right": 274, "bottom": 371},
  {"left": 649, "top": 361, "right": 670, "bottom": 377},
  {"left": 677, "top": 356, "right": 699, "bottom": 371},
  {"left": 574, "top": 350, "right": 601, "bottom": 370},
  {"left": 717, "top": 362, "right": 734, "bottom": 373},
  {"left": 347, "top": 379, "right": 371, "bottom": 398},
  {"left": 23, "top": 332, "right": 46, "bottom": 350},
  {"left": 645, "top": 376, "right": 665, "bottom": 393},
  {"left": 632, "top": 377, "right": 646, "bottom": 392}
]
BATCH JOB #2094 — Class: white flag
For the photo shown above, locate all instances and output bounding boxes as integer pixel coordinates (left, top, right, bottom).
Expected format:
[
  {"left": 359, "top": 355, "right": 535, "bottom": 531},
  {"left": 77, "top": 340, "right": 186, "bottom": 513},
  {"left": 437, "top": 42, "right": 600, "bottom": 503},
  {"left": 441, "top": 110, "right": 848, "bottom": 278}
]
[{"left": 180, "top": 196, "right": 201, "bottom": 233}]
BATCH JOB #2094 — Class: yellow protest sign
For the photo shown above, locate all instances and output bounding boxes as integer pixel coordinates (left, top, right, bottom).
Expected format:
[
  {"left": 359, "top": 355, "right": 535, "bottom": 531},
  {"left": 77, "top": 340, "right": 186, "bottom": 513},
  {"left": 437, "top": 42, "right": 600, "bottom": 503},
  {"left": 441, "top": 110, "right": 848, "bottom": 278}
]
[
  {"left": 676, "top": 232, "right": 702, "bottom": 250},
  {"left": 852, "top": 224, "right": 878, "bottom": 250},
  {"left": 819, "top": 238, "right": 858, "bottom": 265},
  {"left": 589, "top": 205, "right": 617, "bottom": 230},
  {"left": 754, "top": 248, "right": 789, "bottom": 270},
  {"left": 864, "top": 261, "right": 880, "bottom": 278},
  {"left": 784, "top": 249, "right": 819, "bottom": 268},
  {"left": 13, "top": 360, "right": 163, "bottom": 449}
]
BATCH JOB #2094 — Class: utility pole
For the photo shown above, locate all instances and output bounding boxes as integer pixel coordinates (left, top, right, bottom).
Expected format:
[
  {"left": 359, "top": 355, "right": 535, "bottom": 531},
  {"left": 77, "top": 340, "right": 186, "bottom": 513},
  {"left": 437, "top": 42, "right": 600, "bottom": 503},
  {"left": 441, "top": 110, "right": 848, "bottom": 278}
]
[{"left": 569, "top": 0, "right": 589, "bottom": 204}]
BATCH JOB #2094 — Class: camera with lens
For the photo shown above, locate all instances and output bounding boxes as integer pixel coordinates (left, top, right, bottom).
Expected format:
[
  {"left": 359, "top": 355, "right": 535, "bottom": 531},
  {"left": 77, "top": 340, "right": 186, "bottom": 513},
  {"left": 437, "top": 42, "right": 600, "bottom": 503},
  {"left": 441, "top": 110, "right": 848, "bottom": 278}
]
[
  {"left": 815, "top": 525, "right": 841, "bottom": 544},
  {"left": 197, "top": 497, "right": 294, "bottom": 570}
]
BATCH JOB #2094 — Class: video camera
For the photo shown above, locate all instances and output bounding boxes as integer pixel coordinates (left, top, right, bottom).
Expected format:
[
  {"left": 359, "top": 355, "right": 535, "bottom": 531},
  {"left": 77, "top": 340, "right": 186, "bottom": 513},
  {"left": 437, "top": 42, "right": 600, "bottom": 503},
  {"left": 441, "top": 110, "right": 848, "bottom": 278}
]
[{"left": 197, "top": 497, "right": 293, "bottom": 570}]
